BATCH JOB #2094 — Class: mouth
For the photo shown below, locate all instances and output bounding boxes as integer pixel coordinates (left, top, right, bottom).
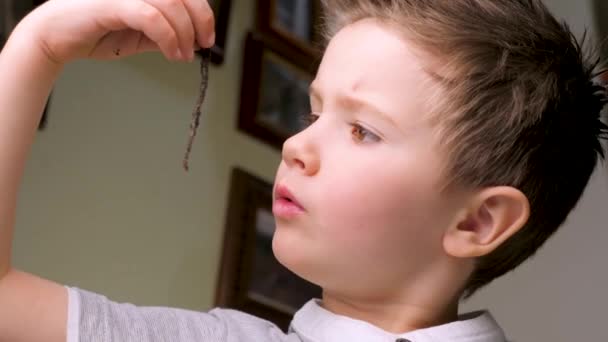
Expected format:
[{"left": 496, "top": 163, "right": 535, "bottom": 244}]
[{"left": 273, "top": 184, "right": 305, "bottom": 218}]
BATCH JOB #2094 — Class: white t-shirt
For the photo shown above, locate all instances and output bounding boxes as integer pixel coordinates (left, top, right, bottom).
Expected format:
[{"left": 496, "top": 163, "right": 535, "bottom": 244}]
[{"left": 67, "top": 287, "right": 507, "bottom": 341}]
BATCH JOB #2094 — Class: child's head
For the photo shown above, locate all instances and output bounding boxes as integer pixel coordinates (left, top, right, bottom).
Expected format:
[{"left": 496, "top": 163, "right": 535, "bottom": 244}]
[{"left": 272, "top": 0, "right": 608, "bottom": 308}]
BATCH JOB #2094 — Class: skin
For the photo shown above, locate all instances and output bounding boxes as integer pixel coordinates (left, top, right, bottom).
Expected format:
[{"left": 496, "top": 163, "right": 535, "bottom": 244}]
[
  {"left": 272, "top": 19, "right": 530, "bottom": 333},
  {"left": 272, "top": 19, "right": 468, "bottom": 332}
]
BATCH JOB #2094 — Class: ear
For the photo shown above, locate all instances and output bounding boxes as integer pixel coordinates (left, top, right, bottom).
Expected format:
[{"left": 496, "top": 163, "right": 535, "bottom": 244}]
[{"left": 443, "top": 186, "right": 530, "bottom": 258}]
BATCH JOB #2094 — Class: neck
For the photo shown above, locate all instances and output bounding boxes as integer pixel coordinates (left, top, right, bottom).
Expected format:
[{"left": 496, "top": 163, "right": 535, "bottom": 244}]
[{"left": 320, "top": 290, "right": 460, "bottom": 334}]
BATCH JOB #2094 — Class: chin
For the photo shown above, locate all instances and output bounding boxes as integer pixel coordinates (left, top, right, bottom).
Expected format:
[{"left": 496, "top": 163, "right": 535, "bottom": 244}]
[{"left": 272, "top": 229, "right": 322, "bottom": 286}]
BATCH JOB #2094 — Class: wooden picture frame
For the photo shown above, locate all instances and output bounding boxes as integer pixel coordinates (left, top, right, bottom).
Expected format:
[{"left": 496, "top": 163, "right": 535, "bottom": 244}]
[
  {"left": 215, "top": 168, "right": 321, "bottom": 331},
  {"left": 256, "top": 0, "right": 323, "bottom": 57},
  {"left": 237, "top": 32, "right": 319, "bottom": 150},
  {"left": 197, "top": 0, "right": 232, "bottom": 64}
]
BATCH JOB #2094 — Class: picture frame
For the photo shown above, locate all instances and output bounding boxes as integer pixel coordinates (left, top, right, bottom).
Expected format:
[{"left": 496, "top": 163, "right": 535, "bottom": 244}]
[
  {"left": 215, "top": 168, "right": 322, "bottom": 331},
  {"left": 593, "top": 0, "right": 608, "bottom": 63},
  {"left": 198, "top": 0, "right": 232, "bottom": 64},
  {"left": 237, "top": 32, "right": 319, "bottom": 150},
  {"left": 1, "top": 0, "right": 49, "bottom": 130},
  {"left": 256, "top": 0, "right": 323, "bottom": 57}
]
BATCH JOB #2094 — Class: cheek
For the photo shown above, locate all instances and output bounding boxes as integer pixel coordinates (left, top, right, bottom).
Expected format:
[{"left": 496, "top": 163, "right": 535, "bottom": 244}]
[{"left": 317, "top": 162, "right": 445, "bottom": 254}]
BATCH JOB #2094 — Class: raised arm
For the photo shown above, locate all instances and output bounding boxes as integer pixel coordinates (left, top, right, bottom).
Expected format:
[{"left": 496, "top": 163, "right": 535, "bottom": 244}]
[{"left": 0, "top": 1, "right": 215, "bottom": 341}]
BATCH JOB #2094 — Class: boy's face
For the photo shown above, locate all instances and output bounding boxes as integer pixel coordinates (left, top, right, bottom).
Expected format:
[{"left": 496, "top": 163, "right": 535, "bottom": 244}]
[{"left": 273, "top": 19, "right": 465, "bottom": 296}]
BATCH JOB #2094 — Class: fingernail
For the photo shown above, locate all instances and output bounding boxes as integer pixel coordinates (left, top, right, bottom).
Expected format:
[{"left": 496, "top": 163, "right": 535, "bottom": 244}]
[
  {"left": 176, "top": 50, "right": 183, "bottom": 60},
  {"left": 207, "top": 32, "right": 216, "bottom": 47}
]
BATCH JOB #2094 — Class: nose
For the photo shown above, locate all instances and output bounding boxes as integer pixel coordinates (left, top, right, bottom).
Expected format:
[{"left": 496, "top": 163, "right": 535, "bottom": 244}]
[{"left": 281, "top": 129, "right": 320, "bottom": 176}]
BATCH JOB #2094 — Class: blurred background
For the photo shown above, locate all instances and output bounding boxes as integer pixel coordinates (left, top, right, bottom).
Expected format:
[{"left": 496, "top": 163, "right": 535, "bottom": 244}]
[{"left": 6, "top": 0, "right": 608, "bottom": 341}]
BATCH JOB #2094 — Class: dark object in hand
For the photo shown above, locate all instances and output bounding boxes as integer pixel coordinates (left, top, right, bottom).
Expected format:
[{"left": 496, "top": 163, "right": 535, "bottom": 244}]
[{"left": 183, "top": 48, "right": 211, "bottom": 171}]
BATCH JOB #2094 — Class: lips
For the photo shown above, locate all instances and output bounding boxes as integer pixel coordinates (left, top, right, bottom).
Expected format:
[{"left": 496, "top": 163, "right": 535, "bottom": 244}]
[{"left": 273, "top": 184, "right": 305, "bottom": 218}]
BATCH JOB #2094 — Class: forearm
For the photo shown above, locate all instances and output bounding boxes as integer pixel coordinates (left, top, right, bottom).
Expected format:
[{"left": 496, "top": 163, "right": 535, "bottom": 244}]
[{"left": 0, "top": 22, "right": 63, "bottom": 278}]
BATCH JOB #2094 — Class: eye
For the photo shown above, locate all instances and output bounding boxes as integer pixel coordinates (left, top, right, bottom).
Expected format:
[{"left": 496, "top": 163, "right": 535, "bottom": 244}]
[
  {"left": 299, "top": 112, "right": 319, "bottom": 129},
  {"left": 351, "top": 123, "right": 381, "bottom": 143}
]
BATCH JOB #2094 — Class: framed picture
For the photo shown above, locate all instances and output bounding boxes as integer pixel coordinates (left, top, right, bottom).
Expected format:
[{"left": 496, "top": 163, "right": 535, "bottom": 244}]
[
  {"left": 1, "top": 0, "right": 49, "bottom": 130},
  {"left": 200, "top": 0, "right": 232, "bottom": 64},
  {"left": 237, "top": 32, "right": 319, "bottom": 150},
  {"left": 215, "top": 168, "right": 322, "bottom": 331},
  {"left": 256, "top": 0, "right": 323, "bottom": 56}
]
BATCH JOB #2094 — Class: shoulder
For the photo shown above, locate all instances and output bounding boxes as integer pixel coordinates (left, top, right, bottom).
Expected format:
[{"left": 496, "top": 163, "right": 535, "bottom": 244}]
[
  {"left": 69, "top": 287, "right": 294, "bottom": 342},
  {"left": 209, "top": 306, "right": 284, "bottom": 331}
]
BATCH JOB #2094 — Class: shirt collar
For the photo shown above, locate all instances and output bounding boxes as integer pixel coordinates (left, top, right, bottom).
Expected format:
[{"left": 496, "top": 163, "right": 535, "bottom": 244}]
[{"left": 290, "top": 299, "right": 506, "bottom": 342}]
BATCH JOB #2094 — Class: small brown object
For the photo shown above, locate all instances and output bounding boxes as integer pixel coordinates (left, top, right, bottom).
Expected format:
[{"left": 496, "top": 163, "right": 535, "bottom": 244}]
[
  {"left": 113, "top": 48, "right": 121, "bottom": 56},
  {"left": 183, "top": 48, "right": 211, "bottom": 171}
]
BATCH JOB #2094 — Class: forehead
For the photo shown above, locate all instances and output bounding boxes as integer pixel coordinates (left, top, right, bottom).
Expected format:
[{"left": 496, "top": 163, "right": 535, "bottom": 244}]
[{"left": 314, "top": 19, "right": 435, "bottom": 127}]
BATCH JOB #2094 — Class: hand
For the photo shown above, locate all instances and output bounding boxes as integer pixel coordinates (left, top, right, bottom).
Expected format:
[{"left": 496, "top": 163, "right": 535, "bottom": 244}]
[{"left": 18, "top": 0, "right": 215, "bottom": 64}]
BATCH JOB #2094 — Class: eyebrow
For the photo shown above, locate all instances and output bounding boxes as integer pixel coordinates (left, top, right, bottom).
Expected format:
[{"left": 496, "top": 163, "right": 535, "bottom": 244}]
[{"left": 309, "top": 82, "right": 399, "bottom": 128}]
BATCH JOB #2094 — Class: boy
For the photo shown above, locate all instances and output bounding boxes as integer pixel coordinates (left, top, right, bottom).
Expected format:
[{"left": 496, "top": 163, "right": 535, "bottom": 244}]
[{"left": 0, "top": 0, "right": 606, "bottom": 341}]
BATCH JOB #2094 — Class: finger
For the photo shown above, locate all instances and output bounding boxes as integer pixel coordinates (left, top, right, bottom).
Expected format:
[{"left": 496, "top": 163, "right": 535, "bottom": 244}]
[
  {"left": 182, "top": 0, "right": 216, "bottom": 48},
  {"left": 136, "top": 36, "right": 163, "bottom": 53},
  {"left": 118, "top": 1, "right": 180, "bottom": 60},
  {"left": 143, "top": 0, "right": 195, "bottom": 60}
]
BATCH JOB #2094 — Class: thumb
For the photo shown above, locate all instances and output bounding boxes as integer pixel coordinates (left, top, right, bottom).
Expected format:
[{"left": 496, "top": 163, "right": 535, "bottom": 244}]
[
  {"left": 90, "top": 30, "right": 161, "bottom": 59},
  {"left": 136, "top": 36, "right": 162, "bottom": 54},
  {"left": 136, "top": 38, "right": 200, "bottom": 57}
]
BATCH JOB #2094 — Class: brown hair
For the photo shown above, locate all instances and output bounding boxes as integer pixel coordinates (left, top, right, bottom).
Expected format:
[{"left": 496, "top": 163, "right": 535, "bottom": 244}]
[{"left": 320, "top": 0, "right": 608, "bottom": 297}]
